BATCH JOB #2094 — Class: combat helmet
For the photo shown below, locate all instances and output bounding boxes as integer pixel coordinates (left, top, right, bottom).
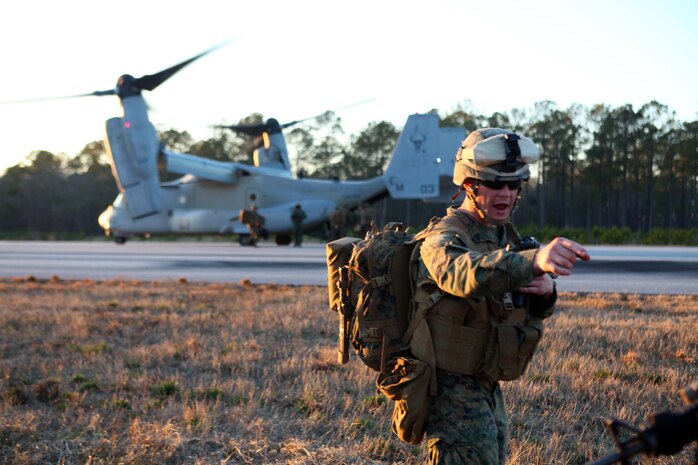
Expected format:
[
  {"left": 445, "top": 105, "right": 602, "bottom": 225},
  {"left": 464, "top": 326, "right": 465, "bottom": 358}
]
[{"left": 453, "top": 128, "right": 540, "bottom": 186}]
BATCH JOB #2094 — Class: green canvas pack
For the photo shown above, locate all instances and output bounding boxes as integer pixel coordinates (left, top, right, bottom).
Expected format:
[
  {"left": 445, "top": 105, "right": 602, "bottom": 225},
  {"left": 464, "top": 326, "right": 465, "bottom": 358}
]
[
  {"left": 376, "top": 356, "right": 431, "bottom": 444},
  {"left": 326, "top": 222, "right": 424, "bottom": 372}
]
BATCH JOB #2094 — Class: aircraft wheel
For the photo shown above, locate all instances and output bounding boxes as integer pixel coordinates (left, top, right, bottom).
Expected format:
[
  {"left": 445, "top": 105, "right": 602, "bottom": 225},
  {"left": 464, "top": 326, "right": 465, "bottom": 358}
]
[
  {"left": 114, "top": 236, "right": 127, "bottom": 245},
  {"left": 275, "top": 234, "right": 292, "bottom": 246}
]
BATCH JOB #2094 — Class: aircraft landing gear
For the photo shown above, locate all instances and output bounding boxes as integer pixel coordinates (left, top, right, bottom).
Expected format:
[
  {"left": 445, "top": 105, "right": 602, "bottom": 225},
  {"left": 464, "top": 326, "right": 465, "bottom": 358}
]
[
  {"left": 275, "top": 234, "right": 291, "bottom": 246},
  {"left": 114, "top": 236, "right": 127, "bottom": 245}
]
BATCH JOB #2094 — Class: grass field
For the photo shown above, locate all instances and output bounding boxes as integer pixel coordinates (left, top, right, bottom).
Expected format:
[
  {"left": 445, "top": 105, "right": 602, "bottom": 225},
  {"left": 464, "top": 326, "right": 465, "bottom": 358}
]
[{"left": 0, "top": 277, "right": 696, "bottom": 464}]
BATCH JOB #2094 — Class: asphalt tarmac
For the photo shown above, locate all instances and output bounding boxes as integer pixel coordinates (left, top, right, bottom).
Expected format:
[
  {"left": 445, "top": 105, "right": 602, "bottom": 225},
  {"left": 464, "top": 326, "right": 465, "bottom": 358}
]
[{"left": 1, "top": 241, "right": 697, "bottom": 294}]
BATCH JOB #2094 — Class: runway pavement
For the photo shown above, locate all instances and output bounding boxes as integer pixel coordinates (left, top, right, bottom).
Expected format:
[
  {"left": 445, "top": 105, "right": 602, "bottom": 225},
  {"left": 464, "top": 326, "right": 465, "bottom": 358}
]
[{"left": 1, "top": 241, "right": 697, "bottom": 294}]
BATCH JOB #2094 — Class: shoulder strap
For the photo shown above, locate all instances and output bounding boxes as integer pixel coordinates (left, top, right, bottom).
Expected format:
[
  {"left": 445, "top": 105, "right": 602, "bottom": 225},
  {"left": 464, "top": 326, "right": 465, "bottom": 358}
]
[
  {"left": 413, "top": 214, "right": 469, "bottom": 242},
  {"left": 412, "top": 216, "right": 440, "bottom": 241},
  {"left": 504, "top": 222, "right": 521, "bottom": 247}
]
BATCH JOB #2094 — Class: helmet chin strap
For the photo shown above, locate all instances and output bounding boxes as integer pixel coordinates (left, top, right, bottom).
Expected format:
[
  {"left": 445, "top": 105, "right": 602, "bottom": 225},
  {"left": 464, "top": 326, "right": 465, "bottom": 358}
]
[
  {"left": 464, "top": 182, "right": 488, "bottom": 222},
  {"left": 511, "top": 192, "right": 522, "bottom": 217}
]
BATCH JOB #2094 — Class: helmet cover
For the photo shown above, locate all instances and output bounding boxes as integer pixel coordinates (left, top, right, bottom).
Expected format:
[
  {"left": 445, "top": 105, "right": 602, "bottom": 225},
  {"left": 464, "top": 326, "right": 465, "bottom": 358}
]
[{"left": 453, "top": 128, "right": 540, "bottom": 185}]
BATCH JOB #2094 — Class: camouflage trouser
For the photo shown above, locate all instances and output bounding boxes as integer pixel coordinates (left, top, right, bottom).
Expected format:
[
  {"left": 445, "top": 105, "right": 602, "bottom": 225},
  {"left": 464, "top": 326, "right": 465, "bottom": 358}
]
[
  {"left": 292, "top": 224, "right": 303, "bottom": 246},
  {"left": 426, "top": 372, "right": 508, "bottom": 465},
  {"left": 247, "top": 224, "right": 260, "bottom": 241}
]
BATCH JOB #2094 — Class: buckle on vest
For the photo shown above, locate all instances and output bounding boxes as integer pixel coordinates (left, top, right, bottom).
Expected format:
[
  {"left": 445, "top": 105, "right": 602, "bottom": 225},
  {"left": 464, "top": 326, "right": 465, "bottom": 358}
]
[
  {"left": 501, "top": 293, "right": 515, "bottom": 312},
  {"left": 426, "top": 291, "right": 443, "bottom": 307},
  {"left": 367, "top": 327, "right": 382, "bottom": 338},
  {"left": 370, "top": 275, "right": 391, "bottom": 288}
]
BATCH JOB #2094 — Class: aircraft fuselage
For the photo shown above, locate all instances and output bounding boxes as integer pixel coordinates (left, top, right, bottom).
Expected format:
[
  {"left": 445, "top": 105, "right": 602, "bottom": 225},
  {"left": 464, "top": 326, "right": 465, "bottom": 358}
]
[{"left": 99, "top": 171, "right": 386, "bottom": 237}]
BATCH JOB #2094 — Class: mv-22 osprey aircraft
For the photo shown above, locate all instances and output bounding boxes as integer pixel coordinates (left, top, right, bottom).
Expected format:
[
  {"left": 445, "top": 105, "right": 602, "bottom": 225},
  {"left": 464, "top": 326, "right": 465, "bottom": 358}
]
[{"left": 70, "top": 44, "right": 465, "bottom": 244}]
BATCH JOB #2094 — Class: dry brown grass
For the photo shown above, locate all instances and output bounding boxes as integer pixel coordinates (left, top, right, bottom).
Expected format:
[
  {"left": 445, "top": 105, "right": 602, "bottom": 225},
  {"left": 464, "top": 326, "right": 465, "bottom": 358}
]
[{"left": 0, "top": 278, "right": 696, "bottom": 465}]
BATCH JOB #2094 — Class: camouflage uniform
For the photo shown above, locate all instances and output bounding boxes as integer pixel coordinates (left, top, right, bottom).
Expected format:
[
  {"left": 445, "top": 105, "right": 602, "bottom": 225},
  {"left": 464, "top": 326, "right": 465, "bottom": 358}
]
[
  {"left": 290, "top": 204, "right": 307, "bottom": 247},
  {"left": 415, "top": 206, "right": 556, "bottom": 465},
  {"left": 426, "top": 373, "right": 507, "bottom": 465},
  {"left": 240, "top": 207, "right": 266, "bottom": 245}
]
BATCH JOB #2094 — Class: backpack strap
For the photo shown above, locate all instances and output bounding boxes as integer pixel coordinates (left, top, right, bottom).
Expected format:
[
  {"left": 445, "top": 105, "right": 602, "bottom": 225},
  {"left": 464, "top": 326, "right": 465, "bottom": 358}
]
[
  {"left": 402, "top": 218, "right": 447, "bottom": 347},
  {"left": 403, "top": 288, "right": 442, "bottom": 344},
  {"left": 408, "top": 303, "right": 439, "bottom": 397},
  {"left": 504, "top": 222, "right": 521, "bottom": 247}
]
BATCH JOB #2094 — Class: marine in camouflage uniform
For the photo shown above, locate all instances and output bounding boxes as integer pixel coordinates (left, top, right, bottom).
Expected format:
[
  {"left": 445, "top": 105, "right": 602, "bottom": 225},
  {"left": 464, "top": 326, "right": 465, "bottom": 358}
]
[
  {"left": 290, "top": 204, "right": 307, "bottom": 247},
  {"left": 410, "top": 128, "right": 590, "bottom": 465},
  {"left": 239, "top": 206, "right": 266, "bottom": 245}
]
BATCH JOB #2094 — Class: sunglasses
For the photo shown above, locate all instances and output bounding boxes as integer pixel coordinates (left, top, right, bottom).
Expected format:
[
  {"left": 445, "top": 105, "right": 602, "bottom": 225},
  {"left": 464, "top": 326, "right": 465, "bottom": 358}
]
[{"left": 478, "top": 179, "right": 523, "bottom": 191}]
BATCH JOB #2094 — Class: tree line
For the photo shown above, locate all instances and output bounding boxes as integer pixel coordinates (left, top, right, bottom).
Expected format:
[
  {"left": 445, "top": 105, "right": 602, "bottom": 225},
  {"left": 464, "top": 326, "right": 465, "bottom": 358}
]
[{"left": 0, "top": 100, "right": 696, "bottom": 243}]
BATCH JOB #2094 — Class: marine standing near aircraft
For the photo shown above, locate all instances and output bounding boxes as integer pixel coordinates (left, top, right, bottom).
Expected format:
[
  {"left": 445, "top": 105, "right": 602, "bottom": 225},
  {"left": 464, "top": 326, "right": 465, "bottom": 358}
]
[
  {"left": 290, "top": 204, "right": 307, "bottom": 247},
  {"left": 411, "top": 128, "right": 590, "bottom": 464}
]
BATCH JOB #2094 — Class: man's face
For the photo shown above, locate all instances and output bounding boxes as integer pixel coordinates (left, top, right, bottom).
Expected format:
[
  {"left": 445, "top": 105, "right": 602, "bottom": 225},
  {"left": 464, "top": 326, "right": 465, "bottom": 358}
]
[{"left": 471, "top": 179, "right": 522, "bottom": 224}]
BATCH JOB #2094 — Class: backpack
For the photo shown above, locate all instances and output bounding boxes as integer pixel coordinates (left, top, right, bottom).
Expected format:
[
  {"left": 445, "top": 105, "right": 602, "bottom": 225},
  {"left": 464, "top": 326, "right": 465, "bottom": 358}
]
[{"left": 326, "top": 221, "right": 429, "bottom": 372}]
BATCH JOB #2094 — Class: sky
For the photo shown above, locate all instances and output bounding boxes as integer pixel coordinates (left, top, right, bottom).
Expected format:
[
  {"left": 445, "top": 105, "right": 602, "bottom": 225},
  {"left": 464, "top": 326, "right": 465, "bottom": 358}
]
[{"left": 1, "top": 0, "right": 697, "bottom": 174}]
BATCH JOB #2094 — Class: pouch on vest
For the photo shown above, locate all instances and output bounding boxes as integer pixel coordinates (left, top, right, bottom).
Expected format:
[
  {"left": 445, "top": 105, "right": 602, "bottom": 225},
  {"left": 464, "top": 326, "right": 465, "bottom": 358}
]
[
  {"left": 376, "top": 356, "right": 431, "bottom": 444},
  {"left": 484, "top": 316, "right": 544, "bottom": 381}
]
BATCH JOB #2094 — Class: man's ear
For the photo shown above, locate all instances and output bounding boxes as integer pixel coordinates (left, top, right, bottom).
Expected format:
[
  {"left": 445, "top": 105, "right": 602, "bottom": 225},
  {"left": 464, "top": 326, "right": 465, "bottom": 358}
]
[{"left": 463, "top": 179, "right": 476, "bottom": 195}]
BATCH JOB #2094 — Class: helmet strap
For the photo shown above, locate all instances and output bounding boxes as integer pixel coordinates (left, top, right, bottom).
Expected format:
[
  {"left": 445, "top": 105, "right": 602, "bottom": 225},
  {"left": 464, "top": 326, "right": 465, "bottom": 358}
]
[
  {"left": 511, "top": 193, "right": 522, "bottom": 216},
  {"left": 464, "top": 181, "right": 487, "bottom": 221}
]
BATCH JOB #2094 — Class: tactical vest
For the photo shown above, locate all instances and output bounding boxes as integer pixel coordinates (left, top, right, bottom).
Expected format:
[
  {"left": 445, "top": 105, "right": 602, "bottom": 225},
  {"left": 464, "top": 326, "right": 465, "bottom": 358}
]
[{"left": 407, "top": 215, "right": 544, "bottom": 389}]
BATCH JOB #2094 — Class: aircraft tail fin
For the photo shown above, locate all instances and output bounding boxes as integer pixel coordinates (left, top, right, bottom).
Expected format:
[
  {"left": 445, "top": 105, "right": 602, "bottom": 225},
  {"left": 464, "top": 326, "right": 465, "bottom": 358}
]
[{"left": 384, "top": 114, "right": 465, "bottom": 200}]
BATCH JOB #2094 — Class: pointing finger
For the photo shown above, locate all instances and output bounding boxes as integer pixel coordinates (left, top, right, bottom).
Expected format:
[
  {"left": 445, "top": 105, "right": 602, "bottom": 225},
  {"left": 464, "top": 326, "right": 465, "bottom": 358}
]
[
  {"left": 558, "top": 238, "right": 590, "bottom": 262},
  {"left": 576, "top": 247, "right": 591, "bottom": 261}
]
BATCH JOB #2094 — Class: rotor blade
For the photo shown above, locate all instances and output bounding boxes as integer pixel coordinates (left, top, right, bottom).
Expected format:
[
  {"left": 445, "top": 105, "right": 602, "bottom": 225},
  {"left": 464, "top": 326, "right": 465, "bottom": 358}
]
[
  {"left": 216, "top": 123, "right": 268, "bottom": 136},
  {"left": 214, "top": 98, "right": 376, "bottom": 134},
  {"left": 2, "top": 40, "right": 233, "bottom": 107},
  {"left": 328, "top": 97, "right": 377, "bottom": 113},
  {"left": 134, "top": 39, "right": 233, "bottom": 91},
  {"left": 280, "top": 118, "right": 309, "bottom": 129},
  {"left": 0, "top": 89, "right": 116, "bottom": 105},
  {"left": 281, "top": 98, "right": 377, "bottom": 129}
]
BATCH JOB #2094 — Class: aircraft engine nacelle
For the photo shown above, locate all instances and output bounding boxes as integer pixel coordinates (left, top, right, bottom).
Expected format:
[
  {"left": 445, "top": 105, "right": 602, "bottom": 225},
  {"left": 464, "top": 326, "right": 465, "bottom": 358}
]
[
  {"left": 252, "top": 121, "right": 292, "bottom": 172},
  {"left": 259, "top": 198, "right": 336, "bottom": 232},
  {"left": 104, "top": 116, "right": 162, "bottom": 219}
]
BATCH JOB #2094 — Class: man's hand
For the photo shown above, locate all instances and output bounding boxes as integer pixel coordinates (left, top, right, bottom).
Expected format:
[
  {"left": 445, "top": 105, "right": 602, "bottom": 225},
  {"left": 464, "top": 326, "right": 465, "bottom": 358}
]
[
  {"left": 517, "top": 274, "right": 555, "bottom": 297},
  {"left": 533, "top": 237, "right": 590, "bottom": 277}
]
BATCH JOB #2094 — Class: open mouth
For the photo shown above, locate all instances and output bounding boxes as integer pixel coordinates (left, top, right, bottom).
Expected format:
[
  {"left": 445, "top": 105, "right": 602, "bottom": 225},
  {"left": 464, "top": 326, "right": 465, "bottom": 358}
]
[{"left": 493, "top": 202, "right": 510, "bottom": 212}]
